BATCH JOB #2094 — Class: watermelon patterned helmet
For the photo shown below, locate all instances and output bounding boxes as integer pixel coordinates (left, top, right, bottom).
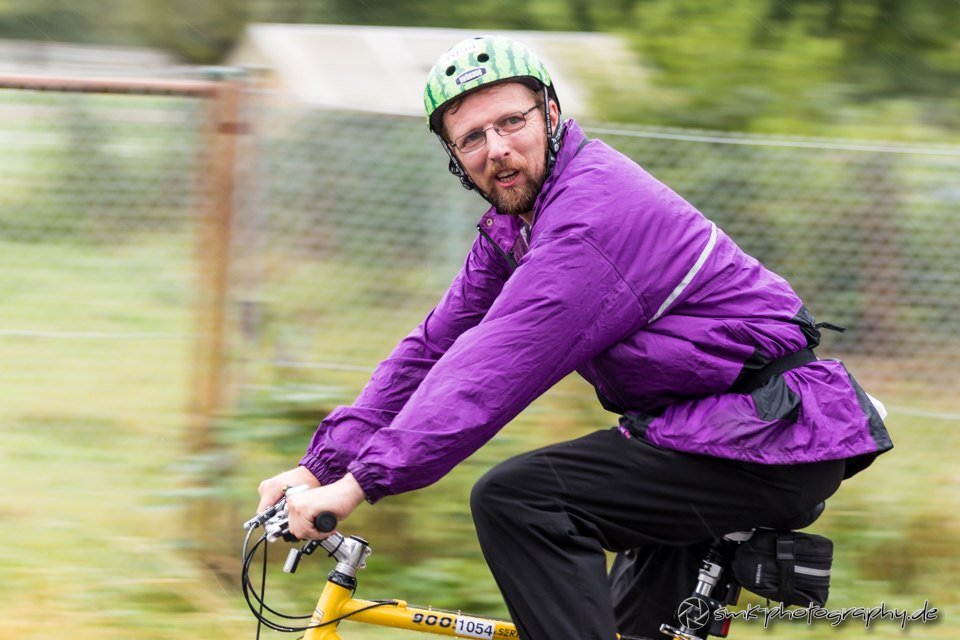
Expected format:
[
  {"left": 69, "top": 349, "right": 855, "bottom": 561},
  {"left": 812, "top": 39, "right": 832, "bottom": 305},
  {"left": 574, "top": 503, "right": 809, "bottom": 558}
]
[{"left": 424, "top": 36, "right": 558, "bottom": 133}]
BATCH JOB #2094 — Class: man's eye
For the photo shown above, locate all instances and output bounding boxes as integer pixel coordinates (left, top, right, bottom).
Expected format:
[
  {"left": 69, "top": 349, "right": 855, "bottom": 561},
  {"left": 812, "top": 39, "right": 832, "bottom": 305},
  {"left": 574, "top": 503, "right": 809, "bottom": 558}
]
[
  {"left": 461, "top": 131, "right": 484, "bottom": 146},
  {"left": 501, "top": 115, "right": 524, "bottom": 127}
]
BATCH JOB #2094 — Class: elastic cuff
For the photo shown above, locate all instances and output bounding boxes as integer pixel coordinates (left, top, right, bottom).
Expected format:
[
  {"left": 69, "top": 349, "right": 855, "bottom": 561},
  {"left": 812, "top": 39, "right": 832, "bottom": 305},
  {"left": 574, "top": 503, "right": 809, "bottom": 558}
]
[
  {"left": 299, "top": 452, "right": 345, "bottom": 486},
  {"left": 346, "top": 461, "right": 388, "bottom": 504}
]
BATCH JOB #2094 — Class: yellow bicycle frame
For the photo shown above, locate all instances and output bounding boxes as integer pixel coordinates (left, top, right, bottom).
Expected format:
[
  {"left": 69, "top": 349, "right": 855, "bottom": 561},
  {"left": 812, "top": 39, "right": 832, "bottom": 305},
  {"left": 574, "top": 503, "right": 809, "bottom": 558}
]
[
  {"left": 247, "top": 509, "right": 685, "bottom": 640},
  {"left": 304, "top": 579, "right": 518, "bottom": 640}
]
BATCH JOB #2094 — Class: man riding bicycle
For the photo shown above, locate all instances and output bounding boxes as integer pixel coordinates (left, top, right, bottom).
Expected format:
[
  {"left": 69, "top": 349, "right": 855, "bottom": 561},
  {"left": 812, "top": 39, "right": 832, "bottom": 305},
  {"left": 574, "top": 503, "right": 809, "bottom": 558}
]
[{"left": 257, "top": 36, "right": 893, "bottom": 639}]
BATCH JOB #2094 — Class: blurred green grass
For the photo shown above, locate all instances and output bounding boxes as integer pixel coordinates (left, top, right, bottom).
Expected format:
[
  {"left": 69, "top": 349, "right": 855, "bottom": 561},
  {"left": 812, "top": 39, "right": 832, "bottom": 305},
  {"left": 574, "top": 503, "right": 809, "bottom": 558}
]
[{"left": 1, "top": 237, "right": 957, "bottom": 639}]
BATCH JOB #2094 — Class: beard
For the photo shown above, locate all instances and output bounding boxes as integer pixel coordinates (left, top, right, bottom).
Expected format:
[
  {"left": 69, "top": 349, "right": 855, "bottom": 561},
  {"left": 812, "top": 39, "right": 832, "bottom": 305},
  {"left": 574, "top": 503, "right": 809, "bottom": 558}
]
[{"left": 478, "top": 160, "right": 546, "bottom": 217}]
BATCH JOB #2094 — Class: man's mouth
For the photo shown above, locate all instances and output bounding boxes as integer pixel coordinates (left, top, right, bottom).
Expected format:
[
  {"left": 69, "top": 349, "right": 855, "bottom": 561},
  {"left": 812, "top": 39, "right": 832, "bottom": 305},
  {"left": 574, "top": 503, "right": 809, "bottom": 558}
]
[{"left": 494, "top": 170, "right": 520, "bottom": 186}]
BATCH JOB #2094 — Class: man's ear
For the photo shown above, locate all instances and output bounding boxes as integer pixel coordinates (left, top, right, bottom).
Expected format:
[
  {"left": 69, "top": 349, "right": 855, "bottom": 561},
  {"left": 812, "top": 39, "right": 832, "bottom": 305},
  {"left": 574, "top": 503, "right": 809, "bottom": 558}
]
[{"left": 548, "top": 99, "right": 560, "bottom": 129}]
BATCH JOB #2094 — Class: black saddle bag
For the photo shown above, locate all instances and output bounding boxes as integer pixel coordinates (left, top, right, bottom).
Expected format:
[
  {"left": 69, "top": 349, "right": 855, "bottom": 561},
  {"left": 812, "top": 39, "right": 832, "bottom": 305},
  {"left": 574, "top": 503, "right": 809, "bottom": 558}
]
[{"left": 731, "top": 529, "right": 833, "bottom": 607}]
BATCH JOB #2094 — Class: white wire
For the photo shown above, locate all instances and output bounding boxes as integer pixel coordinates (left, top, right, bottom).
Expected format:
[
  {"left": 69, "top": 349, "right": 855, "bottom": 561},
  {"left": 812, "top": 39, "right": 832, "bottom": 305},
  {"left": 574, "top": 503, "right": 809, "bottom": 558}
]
[
  {"left": 0, "top": 329, "right": 193, "bottom": 339},
  {"left": 582, "top": 126, "right": 960, "bottom": 157}
]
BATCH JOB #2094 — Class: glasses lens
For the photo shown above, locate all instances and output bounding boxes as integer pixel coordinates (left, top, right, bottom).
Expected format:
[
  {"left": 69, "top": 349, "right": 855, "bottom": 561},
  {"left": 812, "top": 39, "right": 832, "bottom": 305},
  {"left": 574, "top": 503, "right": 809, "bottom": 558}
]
[
  {"left": 453, "top": 106, "right": 536, "bottom": 153},
  {"left": 458, "top": 131, "right": 486, "bottom": 152},
  {"left": 496, "top": 112, "right": 528, "bottom": 135}
]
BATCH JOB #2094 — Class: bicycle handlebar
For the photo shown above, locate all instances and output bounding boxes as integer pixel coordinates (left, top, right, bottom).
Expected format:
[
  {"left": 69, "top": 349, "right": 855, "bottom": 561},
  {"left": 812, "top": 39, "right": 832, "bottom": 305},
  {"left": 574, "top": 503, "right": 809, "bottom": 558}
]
[
  {"left": 244, "top": 483, "right": 339, "bottom": 542},
  {"left": 241, "top": 505, "right": 370, "bottom": 631},
  {"left": 245, "top": 496, "right": 361, "bottom": 571},
  {"left": 314, "top": 511, "right": 337, "bottom": 533}
]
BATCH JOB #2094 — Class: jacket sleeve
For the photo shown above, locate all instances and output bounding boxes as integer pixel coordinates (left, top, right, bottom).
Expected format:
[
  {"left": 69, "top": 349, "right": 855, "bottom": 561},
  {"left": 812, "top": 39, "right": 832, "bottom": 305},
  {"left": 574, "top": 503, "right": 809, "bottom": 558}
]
[
  {"left": 346, "top": 230, "right": 647, "bottom": 502},
  {"left": 299, "top": 233, "right": 511, "bottom": 485}
]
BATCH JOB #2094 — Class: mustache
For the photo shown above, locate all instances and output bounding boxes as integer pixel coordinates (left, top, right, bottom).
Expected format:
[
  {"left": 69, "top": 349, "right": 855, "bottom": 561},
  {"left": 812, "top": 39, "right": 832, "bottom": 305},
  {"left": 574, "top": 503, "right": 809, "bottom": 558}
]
[{"left": 485, "top": 159, "right": 527, "bottom": 181}]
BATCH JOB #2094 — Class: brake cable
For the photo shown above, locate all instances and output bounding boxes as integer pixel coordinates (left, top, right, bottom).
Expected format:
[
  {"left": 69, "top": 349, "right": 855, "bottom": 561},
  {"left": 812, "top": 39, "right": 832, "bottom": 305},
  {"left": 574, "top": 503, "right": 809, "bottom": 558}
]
[{"left": 242, "top": 527, "right": 396, "bottom": 634}]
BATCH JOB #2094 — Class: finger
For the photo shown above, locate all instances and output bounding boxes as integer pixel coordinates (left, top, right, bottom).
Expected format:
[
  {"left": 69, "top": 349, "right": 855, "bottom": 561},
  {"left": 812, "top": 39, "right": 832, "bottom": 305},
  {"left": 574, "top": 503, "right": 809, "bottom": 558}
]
[
  {"left": 286, "top": 493, "right": 331, "bottom": 541},
  {"left": 288, "top": 518, "right": 313, "bottom": 540},
  {"left": 257, "top": 481, "right": 284, "bottom": 514},
  {"left": 287, "top": 507, "right": 322, "bottom": 540}
]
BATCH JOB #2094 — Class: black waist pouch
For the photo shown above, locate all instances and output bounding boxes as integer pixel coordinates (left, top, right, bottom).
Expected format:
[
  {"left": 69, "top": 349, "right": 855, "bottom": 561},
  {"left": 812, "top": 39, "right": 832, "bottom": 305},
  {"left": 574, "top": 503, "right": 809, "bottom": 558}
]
[{"left": 731, "top": 529, "right": 833, "bottom": 607}]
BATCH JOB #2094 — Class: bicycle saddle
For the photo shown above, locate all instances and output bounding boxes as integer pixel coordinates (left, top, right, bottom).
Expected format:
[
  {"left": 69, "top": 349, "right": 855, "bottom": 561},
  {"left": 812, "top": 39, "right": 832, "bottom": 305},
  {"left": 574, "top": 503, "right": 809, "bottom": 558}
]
[{"left": 763, "top": 501, "right": 825, "bottom": 531}]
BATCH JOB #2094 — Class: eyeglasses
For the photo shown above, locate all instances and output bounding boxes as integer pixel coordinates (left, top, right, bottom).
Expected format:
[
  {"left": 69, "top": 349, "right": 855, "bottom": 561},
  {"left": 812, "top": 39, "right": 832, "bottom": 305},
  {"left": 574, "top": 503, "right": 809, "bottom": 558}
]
[{"left": 450, "top": 104, "right": 541, "bottom": 153}]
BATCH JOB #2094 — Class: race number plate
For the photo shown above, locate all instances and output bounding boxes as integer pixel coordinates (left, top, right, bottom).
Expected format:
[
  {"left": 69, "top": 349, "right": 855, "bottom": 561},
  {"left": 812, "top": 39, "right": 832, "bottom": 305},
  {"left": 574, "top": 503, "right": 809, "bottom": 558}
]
[{"left": 455, "top": 615, "right": 495, "bottom": 639}]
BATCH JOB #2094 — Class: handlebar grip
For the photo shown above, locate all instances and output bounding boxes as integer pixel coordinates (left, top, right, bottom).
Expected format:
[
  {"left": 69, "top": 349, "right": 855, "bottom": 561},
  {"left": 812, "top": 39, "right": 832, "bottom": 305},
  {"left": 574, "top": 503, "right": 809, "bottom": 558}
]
[{"left": 314, "top": 511, "right": 337, "bottom": 533}]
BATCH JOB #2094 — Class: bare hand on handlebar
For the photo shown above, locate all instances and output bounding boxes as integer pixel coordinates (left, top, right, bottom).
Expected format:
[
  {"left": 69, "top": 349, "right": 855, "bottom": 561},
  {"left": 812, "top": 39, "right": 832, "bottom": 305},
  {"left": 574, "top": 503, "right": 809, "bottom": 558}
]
[
  {"left": 285, "top": 474, "right": 366, "bottom": 540},
  {"left": 257, "top": 465, "right": 321, "bottom": 514}
]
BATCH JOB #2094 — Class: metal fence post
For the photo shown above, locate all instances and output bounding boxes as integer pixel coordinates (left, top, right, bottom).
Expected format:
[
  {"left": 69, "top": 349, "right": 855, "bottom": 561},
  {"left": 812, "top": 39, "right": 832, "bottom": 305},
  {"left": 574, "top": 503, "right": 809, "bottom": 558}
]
[{"left": 191, "top": 78, "right": 244, "bottom": 454}]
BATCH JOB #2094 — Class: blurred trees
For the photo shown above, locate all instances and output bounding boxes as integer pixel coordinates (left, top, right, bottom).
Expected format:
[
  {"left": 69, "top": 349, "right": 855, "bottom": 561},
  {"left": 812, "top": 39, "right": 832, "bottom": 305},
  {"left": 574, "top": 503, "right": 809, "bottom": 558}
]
[
  {"left": 616, "top": 0, "right": 960, "bottom": 134},
  {"left": 1, "top": 0, "right": 957, "bottom": 134},
  {"left": 0, "top": 0, "right": 248, "bottom": 63},
  {"left": 256, "top": 0, "right": 960, "bottom": 137}
]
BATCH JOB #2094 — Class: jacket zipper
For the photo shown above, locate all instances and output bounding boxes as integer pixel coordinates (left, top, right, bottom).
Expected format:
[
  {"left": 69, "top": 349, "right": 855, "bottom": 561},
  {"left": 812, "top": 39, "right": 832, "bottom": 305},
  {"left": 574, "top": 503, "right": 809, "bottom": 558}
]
[{"left": 477, "top": 223, "right": 518, "bottom": 272}]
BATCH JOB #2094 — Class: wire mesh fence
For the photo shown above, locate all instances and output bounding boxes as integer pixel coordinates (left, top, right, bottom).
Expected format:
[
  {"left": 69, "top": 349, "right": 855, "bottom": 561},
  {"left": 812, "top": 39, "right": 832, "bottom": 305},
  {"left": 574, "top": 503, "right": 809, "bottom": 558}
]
[
  {"left": 0, "top": 80, "right": 211, "bottom": 435},
  {"left": 0, "top": 76, "right": 244, "bottom": 635},
  {"left": 2, "top": 78, "right": 958, "bottom": 448},
  {"left": 231, "top": 101, "right": 960, "bottom": 417}
]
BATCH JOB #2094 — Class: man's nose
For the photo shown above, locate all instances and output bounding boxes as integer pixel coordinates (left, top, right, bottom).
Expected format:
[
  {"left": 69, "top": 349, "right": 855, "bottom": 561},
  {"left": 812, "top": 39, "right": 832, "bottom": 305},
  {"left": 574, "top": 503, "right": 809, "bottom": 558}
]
[{"left": 485, "top": 130, "right": 512, "bottom": 160}]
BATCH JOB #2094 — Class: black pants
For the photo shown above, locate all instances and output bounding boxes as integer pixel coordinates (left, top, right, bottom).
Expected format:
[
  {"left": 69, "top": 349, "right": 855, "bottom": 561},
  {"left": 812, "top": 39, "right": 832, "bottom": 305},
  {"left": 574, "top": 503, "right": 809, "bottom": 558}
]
[{"left": 470, "top": 429, "right": 845, "bottom": 640}]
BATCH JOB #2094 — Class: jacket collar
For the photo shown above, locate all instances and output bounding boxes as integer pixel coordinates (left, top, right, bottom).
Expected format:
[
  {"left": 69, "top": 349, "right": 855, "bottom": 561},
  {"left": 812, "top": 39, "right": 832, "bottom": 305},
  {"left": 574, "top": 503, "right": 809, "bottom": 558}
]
[
  {"left": 547, "top": 118, "right": 585, "bottom": 184},
  {"left": 530, "top": 118, "right": 585, "bottom": 228}
]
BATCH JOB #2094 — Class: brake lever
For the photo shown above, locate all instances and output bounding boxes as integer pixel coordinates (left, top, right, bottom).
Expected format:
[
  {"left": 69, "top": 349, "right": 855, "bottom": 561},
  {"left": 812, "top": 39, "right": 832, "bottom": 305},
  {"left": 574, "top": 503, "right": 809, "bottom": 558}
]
[
  {"left": 244, "top": 483, "right": 312, "bottom": 534},
  {"left": 242, "top": 496, "right": 287, "bottom": 531}
]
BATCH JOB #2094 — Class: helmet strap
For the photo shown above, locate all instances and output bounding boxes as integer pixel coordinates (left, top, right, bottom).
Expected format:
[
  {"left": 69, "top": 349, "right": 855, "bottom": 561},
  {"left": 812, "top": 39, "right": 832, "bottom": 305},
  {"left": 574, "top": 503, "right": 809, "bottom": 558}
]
[
  {"left": 542, "top": 86, "right": 562, "bottom": 172},
  {"left": 436, "top": 132, "right": 476, "bottom": 192}
]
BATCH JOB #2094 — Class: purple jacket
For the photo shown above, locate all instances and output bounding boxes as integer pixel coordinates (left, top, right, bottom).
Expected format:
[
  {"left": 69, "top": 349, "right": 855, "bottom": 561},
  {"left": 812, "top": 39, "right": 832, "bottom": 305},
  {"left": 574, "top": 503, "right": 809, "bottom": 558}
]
[{"left": 301, "top": 120, "right": 892, "bottom": 503}]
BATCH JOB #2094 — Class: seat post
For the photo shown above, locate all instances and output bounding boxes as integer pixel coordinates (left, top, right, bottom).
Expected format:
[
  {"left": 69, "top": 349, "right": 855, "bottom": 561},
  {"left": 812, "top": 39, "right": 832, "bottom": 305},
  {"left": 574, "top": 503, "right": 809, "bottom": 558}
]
[
  {"left": 658, "top": 503, "right": 828, "bottom": 638},
  {"left": 660, "top": 536, "right": 743, "bottom": 639}
]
